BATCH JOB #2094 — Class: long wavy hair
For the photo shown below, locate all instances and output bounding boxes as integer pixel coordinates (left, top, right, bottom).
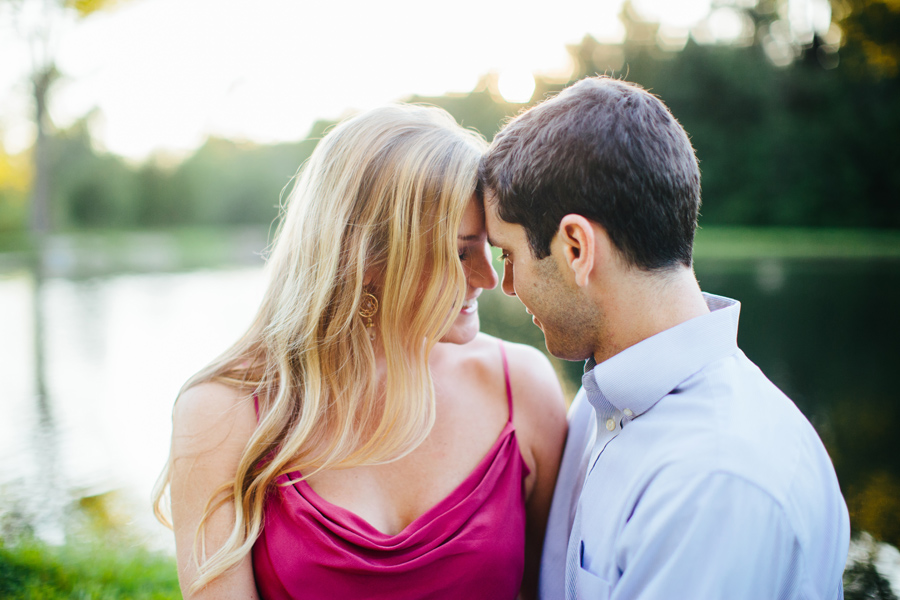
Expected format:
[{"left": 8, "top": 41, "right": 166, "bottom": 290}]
[{"left": 152, "top": 104, "right": 487, "bottom": 590}]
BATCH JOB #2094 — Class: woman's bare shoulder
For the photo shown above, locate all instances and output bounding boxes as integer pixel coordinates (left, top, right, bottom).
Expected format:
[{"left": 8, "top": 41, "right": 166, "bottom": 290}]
[
  {"left": 502, "top": 341, "right": 566, "bottom": 413},
  {"left": 460, "top": 334, "right": 567, "bottom": 421},
  {"left": 503, "top": 342, "right": 566, "bottom": 445},
  {"left": 171, "top": 381, "right": 257, "bottom": 457},
  {"left": 435, "top": 333, "right": 567, "bottom": 422},
  {"left": 486, "top": 336, "right": 567, "bottom": 500}
]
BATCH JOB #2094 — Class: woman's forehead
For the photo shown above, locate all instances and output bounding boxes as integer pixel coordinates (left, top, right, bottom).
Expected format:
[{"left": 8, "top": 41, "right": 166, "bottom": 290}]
[{"left": 458, "top": 199, "right": 485, "bottom": 236}]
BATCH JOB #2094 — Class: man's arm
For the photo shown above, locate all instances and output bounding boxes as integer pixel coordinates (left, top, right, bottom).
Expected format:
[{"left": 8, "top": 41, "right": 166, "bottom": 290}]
[{"left": 605, "top": 471, "right": 826, "bottom": 599}]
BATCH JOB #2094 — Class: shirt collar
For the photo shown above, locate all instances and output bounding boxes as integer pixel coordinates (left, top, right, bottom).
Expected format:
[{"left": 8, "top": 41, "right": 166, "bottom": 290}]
[{"left": 581, "top": 293, "right": 740, "bottom": 418}]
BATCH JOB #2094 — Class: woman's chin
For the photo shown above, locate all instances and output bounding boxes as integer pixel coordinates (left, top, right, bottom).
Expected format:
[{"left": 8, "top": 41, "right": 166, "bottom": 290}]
[{"left": 439, "top": 315, "right": 480, "bottom": 345}]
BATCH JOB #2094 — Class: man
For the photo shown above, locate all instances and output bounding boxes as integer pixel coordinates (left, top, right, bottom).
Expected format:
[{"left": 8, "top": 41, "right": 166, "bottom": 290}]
[{"left": 479, "top": 76, "right": 850, "bottom": 599}]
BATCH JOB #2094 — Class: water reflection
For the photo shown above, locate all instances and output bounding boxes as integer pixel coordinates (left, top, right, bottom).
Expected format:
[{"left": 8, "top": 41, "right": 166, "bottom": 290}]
[
  {"left": 698, "top": 257, "right": 900, "bottom": 550},
  {"left": 0, "top": 267, "right": 265, "bottom": 550}
]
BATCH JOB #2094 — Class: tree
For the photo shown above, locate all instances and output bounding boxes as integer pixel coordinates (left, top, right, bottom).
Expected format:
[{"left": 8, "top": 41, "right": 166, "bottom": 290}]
[{"left": 4, "top": 0, "right": 122, "bottom": 236}]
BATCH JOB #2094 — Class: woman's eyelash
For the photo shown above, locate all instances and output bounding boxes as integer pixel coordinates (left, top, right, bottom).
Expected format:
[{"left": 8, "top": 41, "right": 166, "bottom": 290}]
[{"left": 497, "top": 252, "right": 509, "bottom": 262}]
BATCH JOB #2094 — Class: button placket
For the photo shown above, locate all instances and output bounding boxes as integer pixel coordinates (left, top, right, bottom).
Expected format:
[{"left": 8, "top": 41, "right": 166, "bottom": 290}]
[{"left": 588, "top": 409, "right": 622, "bottom": 475}]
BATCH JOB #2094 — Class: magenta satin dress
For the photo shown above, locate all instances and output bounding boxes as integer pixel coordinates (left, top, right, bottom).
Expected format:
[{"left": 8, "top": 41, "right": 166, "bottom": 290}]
[{"left": 251, "top": 343, "right": 530, "bottom": 599}]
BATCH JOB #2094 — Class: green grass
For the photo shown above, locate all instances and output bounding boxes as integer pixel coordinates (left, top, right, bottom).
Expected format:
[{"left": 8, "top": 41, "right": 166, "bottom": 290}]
[
  {"left": 694, "top": 227, "right": 900, "bottom": 260},
  {"left": 0, "top": 538, "right": 180, "bottom": 600}
]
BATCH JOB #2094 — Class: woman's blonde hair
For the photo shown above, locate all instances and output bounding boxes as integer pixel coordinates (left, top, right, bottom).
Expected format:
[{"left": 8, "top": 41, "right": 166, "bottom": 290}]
[{"left": 152, "top": 104, "right": 487, "bottom": 590}]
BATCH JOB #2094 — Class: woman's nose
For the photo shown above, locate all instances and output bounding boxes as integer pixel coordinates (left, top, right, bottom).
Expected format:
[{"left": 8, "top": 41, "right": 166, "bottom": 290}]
[{"left": 467, "top": 242, "right": 499, "bottom": 291}]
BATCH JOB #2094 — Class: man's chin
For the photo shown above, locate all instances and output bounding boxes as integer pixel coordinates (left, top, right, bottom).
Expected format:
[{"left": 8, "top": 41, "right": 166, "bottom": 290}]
[{"left": 544, "top": 333, "right": 593, "bottom": 362}]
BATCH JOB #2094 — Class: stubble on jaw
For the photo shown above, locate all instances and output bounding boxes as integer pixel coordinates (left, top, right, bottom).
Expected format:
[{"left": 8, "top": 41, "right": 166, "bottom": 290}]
[{"left": 528, "top": 253, "right": 601, "bottom": 363}]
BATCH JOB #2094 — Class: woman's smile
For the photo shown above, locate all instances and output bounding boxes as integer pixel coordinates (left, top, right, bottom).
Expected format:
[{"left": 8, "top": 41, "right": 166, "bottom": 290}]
[{"left": 460, "top": 297, "right": 478, "bottom": 315}]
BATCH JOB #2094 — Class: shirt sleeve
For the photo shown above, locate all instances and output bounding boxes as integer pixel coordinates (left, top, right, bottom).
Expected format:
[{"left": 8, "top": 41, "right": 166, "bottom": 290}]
[{"left": 609, "top": 470, "right": 808, "bottom": 600}]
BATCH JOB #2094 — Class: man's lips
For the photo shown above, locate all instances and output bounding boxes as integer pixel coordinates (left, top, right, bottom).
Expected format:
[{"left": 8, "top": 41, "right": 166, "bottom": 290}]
[{"left": 525, "top": 307, "right": 542, "bottom": 328}]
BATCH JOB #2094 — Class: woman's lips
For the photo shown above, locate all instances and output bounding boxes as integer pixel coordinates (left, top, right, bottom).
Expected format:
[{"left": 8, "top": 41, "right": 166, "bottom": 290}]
[{"left": 461, "top": 299, "right": 478, "bottom": 315}]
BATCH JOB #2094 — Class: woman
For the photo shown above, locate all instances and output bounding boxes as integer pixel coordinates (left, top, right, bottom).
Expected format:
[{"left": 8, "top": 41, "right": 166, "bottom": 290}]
[{"left": 153, "top": 104, "right": 567, "bottom": 599}]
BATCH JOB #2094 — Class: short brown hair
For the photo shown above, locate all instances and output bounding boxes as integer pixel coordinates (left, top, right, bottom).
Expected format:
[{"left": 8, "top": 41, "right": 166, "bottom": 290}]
[{"left": 479, "top": 76, "right": 700, "bottom": 270}]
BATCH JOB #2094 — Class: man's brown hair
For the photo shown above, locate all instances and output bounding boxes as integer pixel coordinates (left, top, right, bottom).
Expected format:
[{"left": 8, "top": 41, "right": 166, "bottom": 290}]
[{"left": 479, "top": 76, "right": 701, "bottom": 270}]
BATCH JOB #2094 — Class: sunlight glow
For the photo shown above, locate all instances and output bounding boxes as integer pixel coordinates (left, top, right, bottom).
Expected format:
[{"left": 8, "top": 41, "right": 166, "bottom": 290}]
[
  {"left": 497, "top": 70, "right": 536, "bottom": 104},
  {"left": 1, "top": 0, "right": 842, "bottom": 160},
  {"left": 657, "top": 25, "right": 690, "bottom": 52},
  {"left": 632, "top": 0, "right": 712, "bottom": 28},
  {"left": 586, "top": 0, "right": 627, "bottom": 44},
  {"left": 705, "top": 7, "right": 754, "bottom": 45},
  {"left": 763, "top": 20, "right": 798, "bottom": 67},
  {"left": 784, "top": 0, "right": 832, "bottom": 44},
  {"left": 3, "top": 0, "right": 602, "bottom": 159}
]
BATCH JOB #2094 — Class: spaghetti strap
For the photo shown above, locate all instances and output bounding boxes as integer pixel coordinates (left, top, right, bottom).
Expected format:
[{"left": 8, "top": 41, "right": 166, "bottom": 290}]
[
  {"left": 253, "top": 339, "right": 531, "bottom": 599},
  {"left": 498, "top": 342, "right": 514, "bottom": 422}
]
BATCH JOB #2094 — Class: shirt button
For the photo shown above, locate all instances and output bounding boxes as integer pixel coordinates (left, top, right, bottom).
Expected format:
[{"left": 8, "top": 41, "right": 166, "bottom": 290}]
[
  {"left": 606, "top": 418, "right": 616, "bottom": 431},
  {"left": 623, "top": 408, "right": 634, "bottom": 417}
]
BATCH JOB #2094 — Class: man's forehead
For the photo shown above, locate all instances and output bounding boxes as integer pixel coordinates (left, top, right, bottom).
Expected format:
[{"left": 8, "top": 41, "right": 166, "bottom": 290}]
[
  {"left": 484, "top": 204, "right": 521, "bottom": 248},
  {"left": 482, "top": 201, "right": 502, "bottom": 238}
]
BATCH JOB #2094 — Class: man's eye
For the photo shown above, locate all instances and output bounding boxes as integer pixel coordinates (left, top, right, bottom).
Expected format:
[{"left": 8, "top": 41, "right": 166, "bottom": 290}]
[{"left": 497, "top": 252, "right": 510, "bottom": 262}]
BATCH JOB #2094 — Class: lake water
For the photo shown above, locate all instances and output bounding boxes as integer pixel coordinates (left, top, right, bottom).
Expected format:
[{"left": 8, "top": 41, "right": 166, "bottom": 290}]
[
  {"left": 1, "top": 237, "right": 899, "bottom": 571},
  {"left": 0, "top": 265, "right": 266, "bottom": 550}
]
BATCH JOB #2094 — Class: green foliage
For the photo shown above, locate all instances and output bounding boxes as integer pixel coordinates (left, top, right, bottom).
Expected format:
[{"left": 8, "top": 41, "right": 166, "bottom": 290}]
[
  {"left": 0, "top": 489, "right": 180, "bottom": 599},
  {"left": 0, "top": 538, "right": 180, "bottom": 599},
  {"left": 407, "top": 85, "right": 523, "bottom": 142},
  {"left": 0, "top": 187, "right": 28, "bottom": 233},
  {"left": 46, "top": 121, "right": 139, "bottom": 229},
  {"left": 172, "top": 136, "right": 310, "bottom": 226},
  {"left": 845, "top": 559, "right": 899, "bottom": 600},
  {"left": 844, "top": 534, "right": 900, "bottom": 600},
  {"left": 41, "top": 122, "right": 319, "bottom": 230},
  {"left": 563, "top": 37, "right": 900, "bottom": 229}
]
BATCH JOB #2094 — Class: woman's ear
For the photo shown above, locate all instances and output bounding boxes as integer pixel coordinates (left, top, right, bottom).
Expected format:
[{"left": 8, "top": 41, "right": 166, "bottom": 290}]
[
  {"left": 363, "top": 265, "right": 381, "bottom": 288},
  {"left": 557, "top": 214, "right": 596, "bottom": 288}
]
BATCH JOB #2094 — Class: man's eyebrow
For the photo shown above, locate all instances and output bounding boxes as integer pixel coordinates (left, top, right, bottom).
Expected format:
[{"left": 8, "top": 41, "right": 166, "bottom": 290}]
[{"left": 486, "top": 235, "right": 501, "bottom": 248}]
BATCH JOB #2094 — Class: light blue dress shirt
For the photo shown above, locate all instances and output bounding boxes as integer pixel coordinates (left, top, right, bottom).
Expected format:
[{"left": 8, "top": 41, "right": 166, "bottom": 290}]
[{"left": 539, "top": 294, "right": 850, "bottom": 599}]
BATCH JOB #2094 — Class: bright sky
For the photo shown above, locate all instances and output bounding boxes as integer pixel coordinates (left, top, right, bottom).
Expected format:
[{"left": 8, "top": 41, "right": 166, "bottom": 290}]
[{"left": 0, "top": 0, "right": 831, "bottom": 161}]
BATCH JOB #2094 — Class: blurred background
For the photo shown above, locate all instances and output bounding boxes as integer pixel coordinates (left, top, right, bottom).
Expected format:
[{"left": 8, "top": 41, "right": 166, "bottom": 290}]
[{"left": 1, "top": 0, "right": 899, "bottom": 596}]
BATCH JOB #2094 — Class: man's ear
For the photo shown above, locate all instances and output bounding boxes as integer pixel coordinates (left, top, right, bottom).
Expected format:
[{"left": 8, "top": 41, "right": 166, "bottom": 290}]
[{"left": 557, "top": 214, "right": 596, "bottom": 288}]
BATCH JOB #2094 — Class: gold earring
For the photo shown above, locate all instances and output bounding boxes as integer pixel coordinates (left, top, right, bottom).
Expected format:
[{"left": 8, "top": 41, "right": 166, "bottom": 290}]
[{"left": 358, "top": 290, "right": 379, "bottom": 341}]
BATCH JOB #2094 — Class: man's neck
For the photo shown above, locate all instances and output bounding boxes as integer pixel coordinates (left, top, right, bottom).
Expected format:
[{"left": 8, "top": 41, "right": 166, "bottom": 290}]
[{"left": 592, "top": 266, "right": 709, "bottom": 364}]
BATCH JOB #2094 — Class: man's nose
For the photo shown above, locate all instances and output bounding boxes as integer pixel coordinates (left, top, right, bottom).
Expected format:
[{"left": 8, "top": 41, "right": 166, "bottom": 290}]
[{"left": 500, "top": 264, "right": 515, "bottom": 297}]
